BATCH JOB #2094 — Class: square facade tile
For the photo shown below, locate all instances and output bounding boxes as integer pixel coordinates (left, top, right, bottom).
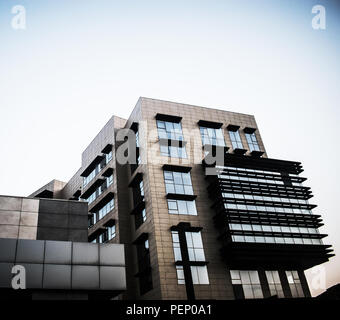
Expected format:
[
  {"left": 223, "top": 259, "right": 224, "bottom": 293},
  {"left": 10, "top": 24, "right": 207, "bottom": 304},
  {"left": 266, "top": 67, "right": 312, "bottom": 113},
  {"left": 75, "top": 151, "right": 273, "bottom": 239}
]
[
  {"left": 16, "top": 239, "right": 45, "bottom": 263},
  {"left": 43, "top": 264, "right": 71, "bottom": 289},
  {"left": 72, "top": 242, "right": 99, "bottom": 265},
  {"left": 44, "top": 240, "right": 72, "bottom": 265},
  {"left": 72, "top": 265, "right": 99, "bottom": 290}
]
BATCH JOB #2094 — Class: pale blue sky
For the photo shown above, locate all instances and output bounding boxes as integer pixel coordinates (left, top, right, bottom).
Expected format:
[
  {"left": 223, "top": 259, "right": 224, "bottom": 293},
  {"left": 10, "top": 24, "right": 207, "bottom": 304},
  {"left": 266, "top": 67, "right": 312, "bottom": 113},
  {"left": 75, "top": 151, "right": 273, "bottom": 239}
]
[{"left": 0, "top": 0, "right": 339, "bottom": 295}]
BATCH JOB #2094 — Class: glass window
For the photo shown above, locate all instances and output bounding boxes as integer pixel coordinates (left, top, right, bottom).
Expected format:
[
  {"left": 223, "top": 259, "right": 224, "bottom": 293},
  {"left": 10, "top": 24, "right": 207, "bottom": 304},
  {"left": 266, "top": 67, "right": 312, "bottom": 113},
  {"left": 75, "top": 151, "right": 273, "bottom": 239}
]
[
  {"left": 286, "top": 271, "right": 304, "bottom": 298},
  {"left": 245, "top": 132, "right": 260, "bottom": 152},
  {"left": 135, "top": 130, "right": 140, "bottom": 148},
  {"left": 106, "top": 150, "right": 113, "bottom": 163},
  {"left": 160, "top": 144, "right": 187, "bottom": 158},
  {"left": 175, "top": 265, "right": 209, "bottom": 285},
  {"left": 265, "top": 271, "right": 284, "bottom": 298},
  {"left": 191, "top": 266, "right": 210, "bottom": 284},
  {"left": 230, "top": 270, "right": 263, "bottom": 299},
  {"left": 108, "top": 225, "right": 116, "bottom": 240},
  {"left": 107, "top": 174, "right": 113, "bottom": 186},
  {"left": 157, "top": 120, "right": 184, "bottom": 141},
  {"left": 176, "top": 266, "right": 185, "bottom": 284},
  {"left": 186, "top": 231, "right": 205, "bottom": 262},
  {"left": 164, "top": 171, "right": 193, "bottom": 195},
  {"left": 167, "top": 199, "right": 197, "bottom": 215},
  {"left": 199, "top": 126, "right": 225, "bottom": 146},
  {"left": 172, "top": 231, "right": 209, "bottom": 284},
  {"left": 98, "top": 198, "right": 114, "bottom": 220},
  {"left": 171, "top": 231, "right": 182, "bottom": 261},
  {"left": 99, "top": 230, "right": 108, "bottom": 243},
  {"left": 229, "top": 130, "right": 244, "bottom": 149}
]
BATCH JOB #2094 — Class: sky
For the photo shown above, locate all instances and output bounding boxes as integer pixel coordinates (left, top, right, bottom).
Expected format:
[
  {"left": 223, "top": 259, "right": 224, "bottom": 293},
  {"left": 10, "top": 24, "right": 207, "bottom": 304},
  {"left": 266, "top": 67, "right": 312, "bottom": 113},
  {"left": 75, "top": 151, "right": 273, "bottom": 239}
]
[{"left": 0, "top": 0, "right": 339, "bottom": 296}]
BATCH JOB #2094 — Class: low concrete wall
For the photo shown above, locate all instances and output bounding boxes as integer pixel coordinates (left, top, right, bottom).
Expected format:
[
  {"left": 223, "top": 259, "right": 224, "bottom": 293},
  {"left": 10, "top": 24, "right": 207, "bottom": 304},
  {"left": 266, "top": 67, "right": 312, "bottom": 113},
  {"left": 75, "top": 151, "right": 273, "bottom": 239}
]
[{"left": 0, "top": 239, "right": 126, "bottom": 292}]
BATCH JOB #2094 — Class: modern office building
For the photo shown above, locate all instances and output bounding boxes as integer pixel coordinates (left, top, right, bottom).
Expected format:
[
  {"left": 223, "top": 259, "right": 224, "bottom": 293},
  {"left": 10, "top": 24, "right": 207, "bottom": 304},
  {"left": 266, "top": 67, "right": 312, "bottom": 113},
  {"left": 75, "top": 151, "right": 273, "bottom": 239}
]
[{"left": 13, "top": 97, "right": 333, "bottom": 300}]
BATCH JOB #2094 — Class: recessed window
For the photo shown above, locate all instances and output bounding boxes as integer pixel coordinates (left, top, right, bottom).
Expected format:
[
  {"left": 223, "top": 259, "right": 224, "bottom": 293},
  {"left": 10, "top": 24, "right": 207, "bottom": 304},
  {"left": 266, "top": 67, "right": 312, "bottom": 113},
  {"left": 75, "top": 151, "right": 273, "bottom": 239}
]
[
  {"left": 286, "top": 271, "right": 304, "bottom": 297},
  {"left": 186, "top": 231, "right": 205, "bottom": 261},
  {"left": 265, "top": 271, "right": 284, "bottom": 298},
  {"left": 105, "top": 150, "right": 113, "bottom": 163},
  {"left": 85, "top": 176, "right": 113, "bottom": 204},
  {"left": 245, "top": 132, "right": 260, "bottom": 152},
  {"left": 199, "top": 126, "right": 225, "bottom": 146},
  {"left": 230, "top": 270, "right": 263, "bottom": 299},
  {"left": 164, "top": 171, "right": 193, "bottom": 195},
  {"left": 136, "top": 236, "right": 153, "bottom": 295},
  {"left": 191, "top": 266, "right": 209, "bottom": 284},
  {"left": 167, "top": 199, "right": 197, "bottom": 215},
  {"left": 108, "top": 225, "right": 116, "bottom": 240},
  {"left": 157, "top": 120, "right": 184, "bottom": 141},
  {"left": 229, "top": 130, "right": 244, "bottom": 149},
  {"left": 98, "top": 198, "right": 114, "bottom": 220},
  {"left": 172, "top": 231, "right": 209, "bottom": 285},
  {"left": 132, "top": 179, "right": 146, "bottom": 230}
]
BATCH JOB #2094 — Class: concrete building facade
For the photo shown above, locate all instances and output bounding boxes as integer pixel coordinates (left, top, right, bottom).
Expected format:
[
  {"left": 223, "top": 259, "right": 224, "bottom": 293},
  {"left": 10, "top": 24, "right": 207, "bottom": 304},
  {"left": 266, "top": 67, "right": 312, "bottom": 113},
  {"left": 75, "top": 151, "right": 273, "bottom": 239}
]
[{"left": 10, "top": 97, "right": 333, "bottom": 300}]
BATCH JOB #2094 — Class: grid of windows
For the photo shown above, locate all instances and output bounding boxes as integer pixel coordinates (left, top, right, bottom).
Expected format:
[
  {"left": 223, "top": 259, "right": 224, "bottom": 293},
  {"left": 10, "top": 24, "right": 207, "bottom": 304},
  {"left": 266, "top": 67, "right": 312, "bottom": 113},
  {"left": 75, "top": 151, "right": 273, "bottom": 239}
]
[
  {"left": 230, "top": 270, "right": 263, "bottom": 299},
  {"left": 229, "top": 223, "right": 319, "bottom": 235},
  {"left": 160, "top": 145, "right": 187, "bottom": 158},
  {"left": 224, "top": 202, "right": 311, "bottom": 215},
  {"left": 265, "top": 271, "right": 284, "bottom": 298},
  {"left": 199, "top": 127, "right": 225, "bottom": 146},
  {"left": 245, "top": 132, "right": 260, "bottom": 152},
  {"left": 219, "top": 166, "right": 303, "bottom": 179},
  {"left": 164, "top": 171, "right": 193, "bottom": 195},
  {"left": 223, "top": 193, "right": 310, "bottom": 206},
  {"left": 286, "top": 271, "right": 304, "bottom": 297},
  {"left": 157, "top": 120, "right": 184, "bottom": 141},
  {"left": 167, "top": 199, "right": 197, "bottom": 215},
  {"left": 220, "top": 174, "right": 286, "bottom": 185},
  {"left": 231, "top": 234, "right": 322, "bottom": 245},
  {"left": 229, "top": 130, "right": 243, "bottom": 149},
  {"left": 217, "top": 167, "right": 304, "bottom": 187}
]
